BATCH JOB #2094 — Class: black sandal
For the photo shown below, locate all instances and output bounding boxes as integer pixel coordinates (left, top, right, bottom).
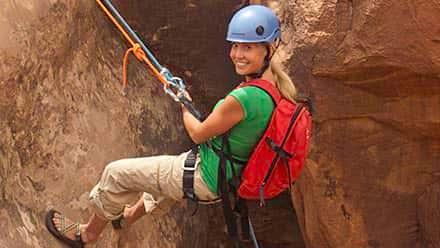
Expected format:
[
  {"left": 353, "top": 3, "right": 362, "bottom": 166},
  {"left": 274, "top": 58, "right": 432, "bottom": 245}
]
[
  {"left": 45, "top": 209, "right": 85, "bottom": 248},
  {"left": 111, "top": 204, "right": 130, "bottom": 230},
  {"left": 111, "top": 215, "right": 125, "bottom": 230}
]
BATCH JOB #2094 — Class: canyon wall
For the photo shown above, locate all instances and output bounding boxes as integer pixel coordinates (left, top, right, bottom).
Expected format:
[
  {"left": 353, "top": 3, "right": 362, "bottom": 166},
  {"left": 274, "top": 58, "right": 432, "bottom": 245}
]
[{"left": 0, "top": 0, "right": 438, "bottom": 247}]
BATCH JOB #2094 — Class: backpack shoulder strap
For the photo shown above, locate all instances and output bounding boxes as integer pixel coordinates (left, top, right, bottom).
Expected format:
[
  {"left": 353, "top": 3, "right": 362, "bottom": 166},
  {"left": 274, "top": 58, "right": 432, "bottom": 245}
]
[{"left": 239, "top": 79, "right": 282, "bottom": 104}]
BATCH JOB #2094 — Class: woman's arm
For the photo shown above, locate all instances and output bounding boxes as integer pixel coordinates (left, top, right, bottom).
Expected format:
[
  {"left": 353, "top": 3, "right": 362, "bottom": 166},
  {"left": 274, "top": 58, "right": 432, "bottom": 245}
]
[{"left": 182, "top": 95, "right": 244, "bottom": 144}]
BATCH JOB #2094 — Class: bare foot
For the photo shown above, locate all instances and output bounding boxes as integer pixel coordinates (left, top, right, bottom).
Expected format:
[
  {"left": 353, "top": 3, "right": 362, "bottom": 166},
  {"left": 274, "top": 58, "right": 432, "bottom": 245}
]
[{"left": 51, "top": 213, "right": 93, "bottom": 244}]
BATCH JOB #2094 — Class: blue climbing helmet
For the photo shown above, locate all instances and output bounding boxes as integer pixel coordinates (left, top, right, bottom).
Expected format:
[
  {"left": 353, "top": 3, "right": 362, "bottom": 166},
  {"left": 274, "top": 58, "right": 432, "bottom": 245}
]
[{"left": 227, "top": 5, "right": 281, "bottom": 43}]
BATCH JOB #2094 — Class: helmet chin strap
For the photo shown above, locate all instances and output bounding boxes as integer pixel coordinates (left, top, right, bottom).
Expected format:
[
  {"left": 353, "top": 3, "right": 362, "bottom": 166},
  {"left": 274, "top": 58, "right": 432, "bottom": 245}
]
[
  {"left": 246, "top": 57, "right": 270, "bottom": 80},
  {"left": 246, "top": 40, "right": 280, "bottom": 80}
]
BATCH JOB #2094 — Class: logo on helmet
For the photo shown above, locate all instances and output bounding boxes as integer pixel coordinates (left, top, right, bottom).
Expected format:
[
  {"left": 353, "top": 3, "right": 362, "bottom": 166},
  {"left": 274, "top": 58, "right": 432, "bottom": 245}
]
[{"left": 256, "top": 25, "right": 265, "bottom": 36}]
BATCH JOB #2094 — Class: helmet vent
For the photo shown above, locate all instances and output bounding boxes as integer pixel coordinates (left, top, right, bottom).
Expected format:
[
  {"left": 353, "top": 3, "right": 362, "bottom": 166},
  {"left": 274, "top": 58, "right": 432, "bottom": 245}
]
[{"left": 256, "top": 25, "right": 265, "bottom": 36}]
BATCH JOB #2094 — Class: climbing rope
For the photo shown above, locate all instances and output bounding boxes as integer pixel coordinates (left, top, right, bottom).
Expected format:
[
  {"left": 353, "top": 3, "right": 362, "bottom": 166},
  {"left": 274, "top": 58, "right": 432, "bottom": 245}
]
[
  {"left": 96, "top": 0, "right": 202, "bottom": 119},
  {"left": 96, "top": 0, "right": 168, "bottom": 88},
  {"left": 122, "top": 43, "right": 145, "bottom": 95}
]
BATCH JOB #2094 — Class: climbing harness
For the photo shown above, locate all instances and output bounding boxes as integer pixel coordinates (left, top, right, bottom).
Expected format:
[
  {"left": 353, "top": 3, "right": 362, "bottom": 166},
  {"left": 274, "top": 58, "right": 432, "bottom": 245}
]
[{"left": 96, "top": 0, "right": 202, "bottom": 120}]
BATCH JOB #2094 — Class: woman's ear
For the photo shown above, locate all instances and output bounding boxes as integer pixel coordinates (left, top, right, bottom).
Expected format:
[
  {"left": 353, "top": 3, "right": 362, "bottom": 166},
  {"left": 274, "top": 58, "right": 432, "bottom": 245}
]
[{"left": 267, "top": 43, "right": 276, "bottom": 58}]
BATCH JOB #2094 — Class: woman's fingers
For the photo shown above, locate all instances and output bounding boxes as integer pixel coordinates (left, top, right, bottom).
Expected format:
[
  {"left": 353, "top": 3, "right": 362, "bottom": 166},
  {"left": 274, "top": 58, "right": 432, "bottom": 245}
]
[{"left": 178, "top": 90, "right": 192, "bottom": 102}]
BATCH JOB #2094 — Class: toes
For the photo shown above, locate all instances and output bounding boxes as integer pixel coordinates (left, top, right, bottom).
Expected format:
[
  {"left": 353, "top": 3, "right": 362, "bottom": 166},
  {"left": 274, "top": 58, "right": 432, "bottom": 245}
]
[{"left": 52, "top": 215, "right": 66, "bottom": 230}]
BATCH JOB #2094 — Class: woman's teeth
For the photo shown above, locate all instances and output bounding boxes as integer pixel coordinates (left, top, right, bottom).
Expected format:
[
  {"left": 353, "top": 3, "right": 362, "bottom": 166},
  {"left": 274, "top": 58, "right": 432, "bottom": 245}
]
[{"left": 236, "top": 62, "right": 247, "bottom": 67}]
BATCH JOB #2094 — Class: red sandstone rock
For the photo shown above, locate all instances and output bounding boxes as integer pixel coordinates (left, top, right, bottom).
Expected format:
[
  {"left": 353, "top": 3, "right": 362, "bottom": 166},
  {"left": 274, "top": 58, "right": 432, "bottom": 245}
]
[
  {"left": 0, "top": 0, "right": 438, "bottom": 248},
  {"left": 279, "top": 0, "right": 439, "bottom": 247},
  {"left": 0, "top": 1, "right": 239, "bottom": 247}
]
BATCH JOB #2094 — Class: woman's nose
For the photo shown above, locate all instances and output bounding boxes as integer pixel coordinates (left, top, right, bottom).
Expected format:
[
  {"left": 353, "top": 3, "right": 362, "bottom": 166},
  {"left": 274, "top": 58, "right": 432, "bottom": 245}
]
[{"left": 234, "top": 47, "right": 244, "bottom": 59}]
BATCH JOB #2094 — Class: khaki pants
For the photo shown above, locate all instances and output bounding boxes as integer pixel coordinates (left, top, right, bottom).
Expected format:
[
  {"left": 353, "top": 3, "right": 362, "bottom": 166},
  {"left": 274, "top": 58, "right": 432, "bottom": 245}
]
[{"left": 89, "top": 151, "right": 217, "bottom": 220}]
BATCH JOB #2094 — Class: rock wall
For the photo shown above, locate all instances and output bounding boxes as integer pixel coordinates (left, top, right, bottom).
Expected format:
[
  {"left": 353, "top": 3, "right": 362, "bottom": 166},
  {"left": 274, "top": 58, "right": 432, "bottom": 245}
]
[
  {"left": 278, "top": 0, "right": 440, "bottom": 247},
  {"left": 0, "top": 0, "right": 241, "bottom": 247},
  {"left": 0, "top": 0, "right": 439, "bottom": 248}
]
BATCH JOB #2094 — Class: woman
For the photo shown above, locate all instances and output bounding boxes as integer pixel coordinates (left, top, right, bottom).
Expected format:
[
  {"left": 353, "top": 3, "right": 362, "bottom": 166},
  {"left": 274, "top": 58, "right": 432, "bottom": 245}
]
[{"left": 45, "top": 5, "right": 297, "bottom": 247}]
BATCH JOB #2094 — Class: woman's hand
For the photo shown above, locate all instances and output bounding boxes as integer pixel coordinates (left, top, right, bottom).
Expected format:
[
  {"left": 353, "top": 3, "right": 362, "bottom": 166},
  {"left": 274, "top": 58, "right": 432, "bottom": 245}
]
[
  {"left": 177, "top": 90, "right": 192, "bottom": 104},
  {"left": 182, "top": 95, "right": 244, "bottom": 144},
  {"left": 177, "top": 90, "right": 194, "bottom": 115}
]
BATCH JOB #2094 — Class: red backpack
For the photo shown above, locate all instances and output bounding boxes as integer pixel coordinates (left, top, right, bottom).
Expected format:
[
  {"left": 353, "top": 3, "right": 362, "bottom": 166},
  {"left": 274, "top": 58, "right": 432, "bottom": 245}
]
[
  {"left": 213, "top": 79, "right": 312, "bottom": 246},
  {"left": 236, "top": 79, "right": 312, "bottom": 205}
]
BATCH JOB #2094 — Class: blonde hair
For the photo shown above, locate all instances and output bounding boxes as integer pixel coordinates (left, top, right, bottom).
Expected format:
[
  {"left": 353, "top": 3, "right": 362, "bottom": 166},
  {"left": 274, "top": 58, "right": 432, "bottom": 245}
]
[{"left": 270, "top": 61, "right": 297, "bottom": 102}]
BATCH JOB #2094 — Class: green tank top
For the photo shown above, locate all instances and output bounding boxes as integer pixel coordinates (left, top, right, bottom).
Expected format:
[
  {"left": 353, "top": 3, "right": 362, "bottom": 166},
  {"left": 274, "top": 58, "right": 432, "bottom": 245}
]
[{"left": 199, "top": 86, "right": 274, "bottom": 194}]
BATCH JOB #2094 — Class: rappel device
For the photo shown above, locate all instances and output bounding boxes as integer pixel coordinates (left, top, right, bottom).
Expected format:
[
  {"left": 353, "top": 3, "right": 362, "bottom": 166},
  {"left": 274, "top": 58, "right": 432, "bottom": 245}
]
[{"left": 96, "top": 0, "right": 202, "bottom": 120}]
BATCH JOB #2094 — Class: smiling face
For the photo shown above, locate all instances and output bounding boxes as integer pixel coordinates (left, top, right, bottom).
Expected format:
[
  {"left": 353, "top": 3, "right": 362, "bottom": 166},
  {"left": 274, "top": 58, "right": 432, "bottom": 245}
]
[{"left": 229, "top": 42, "right": 268, "bottom": 77}]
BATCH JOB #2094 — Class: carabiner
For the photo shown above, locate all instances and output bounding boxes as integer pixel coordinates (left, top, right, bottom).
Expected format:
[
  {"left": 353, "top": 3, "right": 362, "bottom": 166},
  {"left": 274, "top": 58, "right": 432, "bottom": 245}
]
[{"left": 163, "top": 84, "right": 180, "bottom": 102}]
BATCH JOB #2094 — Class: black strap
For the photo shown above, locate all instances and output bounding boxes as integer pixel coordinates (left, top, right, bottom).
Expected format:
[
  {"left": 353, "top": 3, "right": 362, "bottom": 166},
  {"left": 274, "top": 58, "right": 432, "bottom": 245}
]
[
  {"left": 208, "top": 142, "right": 247, "bottom": 166},
  {"left": 75, "top": 232, "right": 85, "bottom": 248},
  {"left": 235, "top": 197, "right": 250, "bottom": 241},
  {"left": 217, "top": 133, "right": 243, "bottom": 247},
  {"left": 183, "top": 148, "right": 198, "bottom": 201},
  {"left": 283, "top": 156, "right": 295, "bottom": 195},
  {"left": 246, "top": 41, "right": 281, "bottom": 79},
  {"left": 182, "top": 147, "right": 200, "bottom": 215},
  {"left": 265, "top": 137, "right": 293, "bottom": 159}
]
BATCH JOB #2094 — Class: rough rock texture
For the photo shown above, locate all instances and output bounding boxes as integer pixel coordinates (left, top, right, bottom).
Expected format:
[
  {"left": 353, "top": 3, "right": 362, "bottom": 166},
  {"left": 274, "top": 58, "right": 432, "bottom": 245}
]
[
  {"left": 277, "top": 0, "right": 440, "bottom": 247},
  {"left": 0, "top": 0, "right": 304, "bottom": 247},
  {"left": 0, "top": 1, "right": 238, "bottom": 247},
  {"left": 0, "top": 0, "right": 439, "bottom": 248}
]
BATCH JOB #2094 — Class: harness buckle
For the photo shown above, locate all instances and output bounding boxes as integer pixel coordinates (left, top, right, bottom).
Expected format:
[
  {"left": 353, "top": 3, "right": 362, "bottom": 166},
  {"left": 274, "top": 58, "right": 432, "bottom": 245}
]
[
  {"left": 182, "top": 164, "right": 197, "bottom": 171},
  {"left": 182, "top": 151, "right": 197, "bottom": 171}
]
